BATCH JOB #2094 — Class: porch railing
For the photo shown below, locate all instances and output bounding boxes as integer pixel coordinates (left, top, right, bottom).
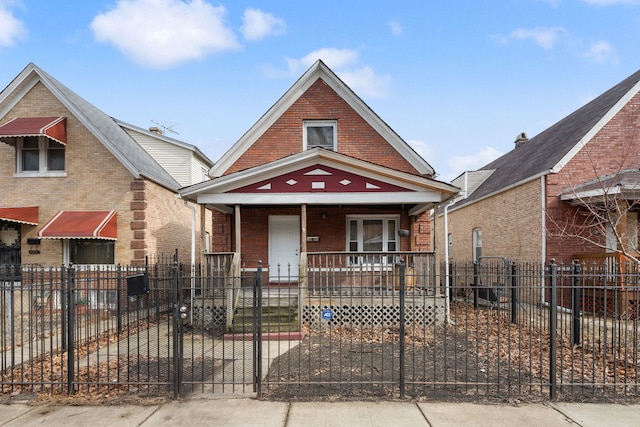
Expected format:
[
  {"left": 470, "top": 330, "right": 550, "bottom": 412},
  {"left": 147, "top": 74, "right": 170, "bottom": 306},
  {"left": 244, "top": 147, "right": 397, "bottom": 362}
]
[
  {"left": 573, "top": 252, "right": 639, "bottom": 318},
  {"left": 304, "top": 251, "right": 436, "bottom": 296},
  {"left": 203, "top": 252, "right": 239, "bottom": 330}
]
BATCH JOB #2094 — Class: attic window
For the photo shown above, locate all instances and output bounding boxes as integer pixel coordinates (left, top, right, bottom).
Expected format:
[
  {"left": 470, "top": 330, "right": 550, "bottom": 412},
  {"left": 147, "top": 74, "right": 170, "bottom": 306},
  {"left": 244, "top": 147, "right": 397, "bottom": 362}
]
[{"left": 304, "top": 120, "right": 337, "bottom": 151}]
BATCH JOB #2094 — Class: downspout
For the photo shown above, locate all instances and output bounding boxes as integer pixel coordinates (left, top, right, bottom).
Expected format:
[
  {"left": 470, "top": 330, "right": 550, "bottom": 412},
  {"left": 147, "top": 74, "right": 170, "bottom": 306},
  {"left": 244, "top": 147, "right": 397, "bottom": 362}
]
[
  {"left": 540, "top": 175, "right": 547, "bottom": 306},
  {"left": 444, "top": 199, "right": 454, "bottom": 325},
  {"left": 444, "top": 172, "right": 467, "bottom": 325}
]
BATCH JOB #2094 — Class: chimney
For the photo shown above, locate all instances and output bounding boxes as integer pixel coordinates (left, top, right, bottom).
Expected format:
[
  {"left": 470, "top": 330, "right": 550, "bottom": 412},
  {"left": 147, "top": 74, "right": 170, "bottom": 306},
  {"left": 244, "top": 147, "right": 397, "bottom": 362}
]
[
  {"left": 149, "top": 126, "right": 163, "bottom": 135},
  {"left": 514, "top": 132, "right": 528, "bottom": 147}
]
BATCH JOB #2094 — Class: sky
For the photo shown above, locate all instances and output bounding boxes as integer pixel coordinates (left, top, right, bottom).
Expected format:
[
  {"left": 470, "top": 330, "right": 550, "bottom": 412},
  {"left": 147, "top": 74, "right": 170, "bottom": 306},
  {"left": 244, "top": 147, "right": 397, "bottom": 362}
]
[{"left": 1, "top": 0, "right": 640, "bottom": 182}]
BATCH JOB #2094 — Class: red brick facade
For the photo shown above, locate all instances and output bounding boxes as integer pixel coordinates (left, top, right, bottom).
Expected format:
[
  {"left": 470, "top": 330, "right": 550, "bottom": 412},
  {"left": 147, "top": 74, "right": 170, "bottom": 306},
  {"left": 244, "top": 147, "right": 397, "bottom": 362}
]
[{"left": 225, "top": 80, "right": 420, "bottom": 176}]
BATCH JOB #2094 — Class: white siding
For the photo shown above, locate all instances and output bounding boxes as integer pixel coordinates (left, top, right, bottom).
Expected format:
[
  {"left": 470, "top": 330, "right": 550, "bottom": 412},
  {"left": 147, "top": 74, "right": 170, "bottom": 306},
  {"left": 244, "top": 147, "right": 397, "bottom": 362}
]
[{"left": 125, "top": 129, "right": 202, "bottom": 187}]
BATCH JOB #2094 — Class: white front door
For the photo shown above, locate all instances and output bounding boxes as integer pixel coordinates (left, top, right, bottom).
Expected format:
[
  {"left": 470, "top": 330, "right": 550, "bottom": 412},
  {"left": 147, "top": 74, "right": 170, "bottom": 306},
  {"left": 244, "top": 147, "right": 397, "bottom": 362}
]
[{"left": 269, "top": 215, "right": 300, "bottom": 282}]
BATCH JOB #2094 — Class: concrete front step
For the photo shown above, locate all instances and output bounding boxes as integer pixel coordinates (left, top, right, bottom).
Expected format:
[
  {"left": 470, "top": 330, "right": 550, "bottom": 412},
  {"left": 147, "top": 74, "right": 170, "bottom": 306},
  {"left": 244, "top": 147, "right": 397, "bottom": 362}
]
[
  {"left": 236, "top": 288, "right": 299, "bottom": 304},
  {"left": 232, "top": 290, "right": 300, "bottom": 334},
  {"left": 229, "top": 321, "right": 300, "bottom": 334},
  {"left": 223, "top": 330, "right": 306, "bottom": 341}
]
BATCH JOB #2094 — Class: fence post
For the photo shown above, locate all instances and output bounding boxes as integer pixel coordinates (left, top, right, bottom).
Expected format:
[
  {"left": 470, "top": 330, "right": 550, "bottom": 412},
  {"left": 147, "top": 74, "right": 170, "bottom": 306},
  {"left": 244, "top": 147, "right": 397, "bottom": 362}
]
[
  {"left": 548, "top": 259, "right": 558, "bottom": 401},
  {"left": 116, "top": 264, "right": 122, "bottom": 335},
  {"left": 511, "top": 262, "right": 518, "bottom": 324},
  {"left": 254, "top": 261, "right": 263, "bottom": 397},
  {"left": 572, "top": 260, "right": 581, "bottom": 346},
  {"left": 60, "top": 264, "right": 66, "bottom": 350},
  {"left": 398, "top": 257, "right": 406, "bottom": 399},
  {"left": 473, "top": 262, "right": 479, "bottom": 310},
  {"left": 171, "top": 259, "right": 183, "bottom": 399},
  {"left": 66, "top": 264, "right": 75, "bottom": 395}
]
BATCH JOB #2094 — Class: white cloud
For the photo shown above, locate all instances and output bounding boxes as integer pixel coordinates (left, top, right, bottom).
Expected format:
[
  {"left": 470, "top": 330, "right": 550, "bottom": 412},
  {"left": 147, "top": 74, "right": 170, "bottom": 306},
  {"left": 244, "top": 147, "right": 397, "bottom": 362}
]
[
  {"left": 285, "top": 48, "right": 360, "bottom": 74},
  {"left": 580, "top": 40, "right": 618, "bottom": 63},
  {"left": 444, "top": 147, "right": 503, "bottom": 181},
  {"left": 389, "top": 20, "right": 403, "bottom": 36},
  {"left": 338, "top": 66, "right": 392, "bottom": 99},
  {"left": 90, "top": 0, "right": 239, "bottom": 68},
  {"left": 0, "top": 3, "right": 26, "bottom": 47},
  {"left": 282, "top": 48, "right": 391, "bottom": 98},
  {"left": 509, "top": 26, "right": 567, "bottom": 49},
  {"left": 407, "top": 139, "right": 434, "bottom": 162},
  {"left": 241, "top": 8, "right": 285, "bottom": 41}
]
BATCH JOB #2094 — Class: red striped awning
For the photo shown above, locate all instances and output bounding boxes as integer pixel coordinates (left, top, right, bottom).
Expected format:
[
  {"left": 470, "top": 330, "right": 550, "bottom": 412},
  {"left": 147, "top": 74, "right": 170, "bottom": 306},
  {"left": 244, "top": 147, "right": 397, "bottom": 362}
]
[
  {"left": 38, "top": 211, "right": 117, "bottom": 240},
  {"left": 0, "top": 117, "right": 66, "bottom": 145},
  {"left": 0, "top": 206, "right": 38, "bottom": 225}
]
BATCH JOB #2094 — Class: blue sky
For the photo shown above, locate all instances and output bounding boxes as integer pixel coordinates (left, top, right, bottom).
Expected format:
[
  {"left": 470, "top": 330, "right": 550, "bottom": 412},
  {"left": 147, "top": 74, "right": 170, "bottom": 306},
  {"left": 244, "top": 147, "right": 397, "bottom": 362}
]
[{"left": 1, "top": 0, "right": 639, "bottom": 182}]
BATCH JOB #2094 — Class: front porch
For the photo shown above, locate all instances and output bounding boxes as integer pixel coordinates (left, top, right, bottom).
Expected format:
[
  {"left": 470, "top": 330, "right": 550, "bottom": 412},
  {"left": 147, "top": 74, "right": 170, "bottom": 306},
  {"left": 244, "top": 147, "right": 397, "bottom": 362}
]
[
  {"left": 192, "top": 251, "right": 446, "bottom": 335},
  {"left": 573, "top": 252, "right": 639, "bottom": 318}
]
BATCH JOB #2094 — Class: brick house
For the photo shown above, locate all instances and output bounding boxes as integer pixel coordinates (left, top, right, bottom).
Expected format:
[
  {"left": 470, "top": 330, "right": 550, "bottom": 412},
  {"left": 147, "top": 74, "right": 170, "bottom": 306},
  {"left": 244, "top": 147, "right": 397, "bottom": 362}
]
[
  {"left": 180, "top": 60, "right": 458, "bottom": 282},
  {"left": 0, "top": 63, "right": 213, "bottom": 269},
  {"left": 436, "top": 69, "right": 640, "bottom": 269}
]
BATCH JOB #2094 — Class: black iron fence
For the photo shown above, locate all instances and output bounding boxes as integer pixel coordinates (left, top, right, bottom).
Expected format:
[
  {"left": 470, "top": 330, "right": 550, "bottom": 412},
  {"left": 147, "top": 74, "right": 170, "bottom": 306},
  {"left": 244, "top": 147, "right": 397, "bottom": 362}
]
[
  {"left": 2, "top": 257, "right": 640, "bottom": 403},
  {"left": 263, "top": 257, "right": 640, "bottom": 402}
]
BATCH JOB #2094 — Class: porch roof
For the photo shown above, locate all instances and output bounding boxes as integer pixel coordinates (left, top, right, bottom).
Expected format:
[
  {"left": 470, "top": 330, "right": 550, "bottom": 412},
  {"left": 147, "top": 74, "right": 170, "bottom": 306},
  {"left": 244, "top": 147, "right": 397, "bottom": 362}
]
[
  {"left": 560, "top": 168, "right": 640, "bottom": 203},
  {"left": 180, "top": 148, "right": 459, "bottom": 213}
]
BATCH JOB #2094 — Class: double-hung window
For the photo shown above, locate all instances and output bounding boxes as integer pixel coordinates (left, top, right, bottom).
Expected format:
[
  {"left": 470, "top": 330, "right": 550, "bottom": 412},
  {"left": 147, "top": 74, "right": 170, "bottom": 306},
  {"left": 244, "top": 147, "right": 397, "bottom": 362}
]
[
  {"left": 347, "top": 216, "right": 399, "bottom": 265},
  {"left": 16, "top": 136, "right": 65, "bottom": 176},
  {"left": 304, "top": 120, "right": 337, "bottom": 150}
]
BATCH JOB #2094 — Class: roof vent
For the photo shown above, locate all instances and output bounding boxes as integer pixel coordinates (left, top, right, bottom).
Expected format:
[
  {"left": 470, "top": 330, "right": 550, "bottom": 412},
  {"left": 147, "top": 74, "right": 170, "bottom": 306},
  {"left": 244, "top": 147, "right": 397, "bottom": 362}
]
[
  {"left": 149, "top": 126, "right": 163, "bottom": 135},
  {"left": 514, "top": 132, "right": 528, "bottom": 147}
]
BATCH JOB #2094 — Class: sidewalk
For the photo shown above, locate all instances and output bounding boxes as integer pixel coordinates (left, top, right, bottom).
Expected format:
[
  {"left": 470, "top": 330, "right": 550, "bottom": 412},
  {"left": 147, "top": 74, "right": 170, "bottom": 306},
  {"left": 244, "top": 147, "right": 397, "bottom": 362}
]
[{"left": 2, "top": 396, "right": 640, "bottom": 426}]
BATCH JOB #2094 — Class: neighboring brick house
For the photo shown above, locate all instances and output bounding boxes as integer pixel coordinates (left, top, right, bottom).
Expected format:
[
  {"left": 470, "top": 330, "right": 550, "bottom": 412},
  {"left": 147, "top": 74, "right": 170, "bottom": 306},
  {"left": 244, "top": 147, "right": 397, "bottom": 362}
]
[
  {"left": 0, "top": 63, "right": 213, "bottom": 269},
  {"left": 437, "top": 69, "right": 640, "bottom": 267},
  {"left": 180, "top": 60, "right": 458, "bottom": 281}
]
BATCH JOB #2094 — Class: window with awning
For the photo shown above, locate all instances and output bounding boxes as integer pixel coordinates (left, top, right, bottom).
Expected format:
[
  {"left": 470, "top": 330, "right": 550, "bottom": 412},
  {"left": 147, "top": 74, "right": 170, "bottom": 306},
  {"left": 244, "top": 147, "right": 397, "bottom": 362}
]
[
  {"left": 0, "top": 117, "right": 66, "bottom": 145},
  {"left": 0, "top": 117, "right": 67, "bottom": 175}
]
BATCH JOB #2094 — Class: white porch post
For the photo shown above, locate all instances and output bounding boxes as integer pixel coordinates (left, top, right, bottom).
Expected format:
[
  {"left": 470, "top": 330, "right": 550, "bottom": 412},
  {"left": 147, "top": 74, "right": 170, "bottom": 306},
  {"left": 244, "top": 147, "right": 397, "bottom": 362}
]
[
  {"left": 234, "top": 204, "right": 241, "bottom": 253},
  {"left": 301, "top": 204, "right": 307, "bottom": 253}
]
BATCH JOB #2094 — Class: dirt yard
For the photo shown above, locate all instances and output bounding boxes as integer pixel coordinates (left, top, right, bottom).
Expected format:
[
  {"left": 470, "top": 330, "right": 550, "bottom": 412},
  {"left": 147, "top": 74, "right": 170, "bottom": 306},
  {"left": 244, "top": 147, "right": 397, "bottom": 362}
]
[{"left": 263, "top": 302, "right": 640, "bottom": 403}]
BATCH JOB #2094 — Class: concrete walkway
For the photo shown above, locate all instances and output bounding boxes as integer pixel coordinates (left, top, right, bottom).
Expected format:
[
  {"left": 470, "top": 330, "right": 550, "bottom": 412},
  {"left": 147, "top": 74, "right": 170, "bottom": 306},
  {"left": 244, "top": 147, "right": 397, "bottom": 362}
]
[{"left": 1, "top": 397, "right": 640, "bottom": 426}]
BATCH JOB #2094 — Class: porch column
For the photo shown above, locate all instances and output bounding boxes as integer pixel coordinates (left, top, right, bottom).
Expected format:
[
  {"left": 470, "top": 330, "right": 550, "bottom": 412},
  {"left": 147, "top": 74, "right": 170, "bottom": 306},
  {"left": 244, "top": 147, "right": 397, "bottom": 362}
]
[
  {"left": 301, "top": 204, "right": 307, "bottom": 253},
  {"left": 200, "top": 205, "right": 207, "bottom": 265},
  {"left": 234, "top": 204, "right": 241, "bottom": 253}
]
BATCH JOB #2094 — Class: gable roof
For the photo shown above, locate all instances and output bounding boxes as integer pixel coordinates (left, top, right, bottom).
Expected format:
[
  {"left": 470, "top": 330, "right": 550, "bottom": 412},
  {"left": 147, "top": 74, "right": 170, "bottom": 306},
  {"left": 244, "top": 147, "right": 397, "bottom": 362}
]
[
  {"left": 209, "top": 60, "right": 435, "bottom": 178},
  {"left": 450, "top": 69, "right": 640, "bottom": 211},
  {"left": 0, "top": 63, "right": 182, "bottom": 191}
]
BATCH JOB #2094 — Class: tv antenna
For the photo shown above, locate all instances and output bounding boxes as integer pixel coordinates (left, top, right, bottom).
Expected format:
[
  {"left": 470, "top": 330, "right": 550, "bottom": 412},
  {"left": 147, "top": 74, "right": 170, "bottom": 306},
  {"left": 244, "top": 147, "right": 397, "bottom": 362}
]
[{"left": 150, "top": 120, "right": 180, "bottom": 135}]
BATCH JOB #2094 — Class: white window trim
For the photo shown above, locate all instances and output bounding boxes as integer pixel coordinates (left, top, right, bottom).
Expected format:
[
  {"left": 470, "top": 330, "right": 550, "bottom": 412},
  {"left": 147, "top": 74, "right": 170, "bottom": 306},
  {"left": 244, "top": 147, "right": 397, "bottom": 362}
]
[
  {"left": 346, "top": 215, "right": 400, "bottom": 267},
  {"left": 14, "top": 136, "right": 67, "bottom": 177},
  {"left": 303, "top": 120, "right": 337, "bottom": 150},
  {"left": 472, "top": 228, "right": 482, "bottom": 262}
]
